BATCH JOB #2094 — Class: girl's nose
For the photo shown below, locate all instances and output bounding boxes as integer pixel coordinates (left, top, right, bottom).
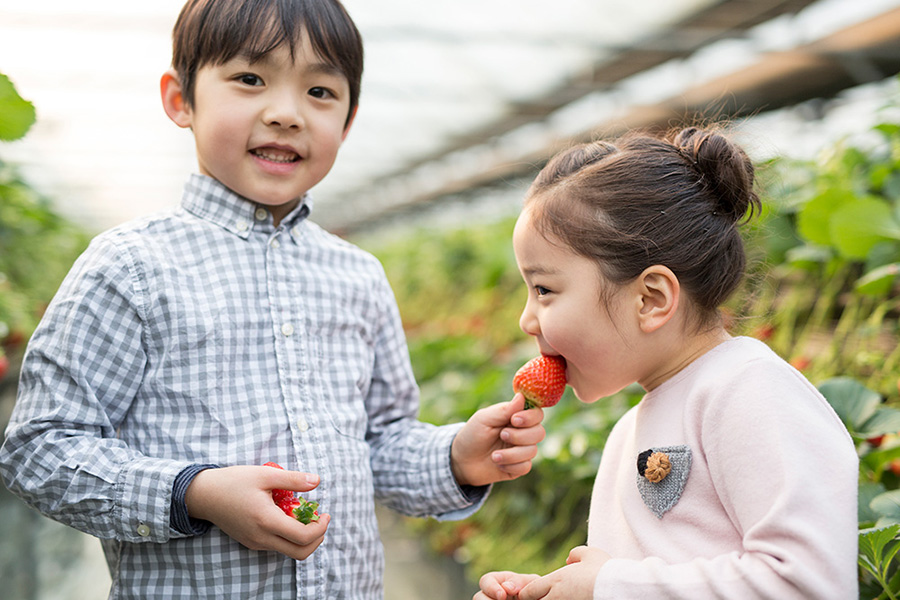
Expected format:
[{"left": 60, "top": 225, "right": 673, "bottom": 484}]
[{"left": 519, "top": 301, "right": 539, "bottom": 337}]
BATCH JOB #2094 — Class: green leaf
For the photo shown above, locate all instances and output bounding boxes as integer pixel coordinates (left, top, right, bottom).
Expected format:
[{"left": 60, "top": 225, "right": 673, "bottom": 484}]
[
  {"left": 0, "top": 73, "right": 36, "bottom": 142},
  {"left": 797, "top": 188, "right": 852, "bottom": 246},
  {"left": 860, "top": 524, "right": 900, "bottom": 573},
  {"left": 856, "top": 263, "right": 900, "bottom": 296},
  {"left": 819, "top": 377, "right": 882, "bottom": 432},
  {"left": 831, "top": 197, "right": 900, "bottom": 259},
  {"left": 861, "top": 482, "right": 889, "bottom": 525},
  {"left": 872, "top": 491, "right": 900, "bottom": 526},
  {"left": 861, "top": 408, "right": 900, "bottom": 439}
]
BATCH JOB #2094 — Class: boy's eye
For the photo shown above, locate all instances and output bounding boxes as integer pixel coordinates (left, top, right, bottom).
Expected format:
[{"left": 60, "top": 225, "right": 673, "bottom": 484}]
[
  {"left": 308, "top": 87, "right": 334, "bottom": 100},
  {"left": 237, "top": 74, "right": 263, "bottom": 86},
  {"left": 535, "top": 285, "right": 551, "bottom": 297}
]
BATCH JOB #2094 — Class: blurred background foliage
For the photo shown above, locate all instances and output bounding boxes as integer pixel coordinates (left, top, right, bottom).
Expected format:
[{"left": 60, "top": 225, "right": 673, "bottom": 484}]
[
  {"left": 0, "top": 73, "right": 90, "bottom": 389},
  {"left": 362, "top": 81, "right": 900, "bottom": 592}
]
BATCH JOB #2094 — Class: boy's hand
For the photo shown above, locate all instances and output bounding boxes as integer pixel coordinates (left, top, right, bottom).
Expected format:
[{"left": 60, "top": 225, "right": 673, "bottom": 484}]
[
  {"left": 185, "top": 465, "right": 329, "bottom": 560},
  {"left": 515, "top": 546, "right": 610, "bottom": 600},
  {"left": 451, "top": 394, "right": 545, "bottom": 487},
  {"left": 475, "top": 571, "right": 541, "bottom": 600}
]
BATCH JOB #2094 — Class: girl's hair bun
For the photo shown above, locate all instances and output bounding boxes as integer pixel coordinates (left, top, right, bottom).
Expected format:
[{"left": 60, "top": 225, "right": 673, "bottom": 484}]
[{"left": 670, "top": 127, "right": 760, "bottom": 223}]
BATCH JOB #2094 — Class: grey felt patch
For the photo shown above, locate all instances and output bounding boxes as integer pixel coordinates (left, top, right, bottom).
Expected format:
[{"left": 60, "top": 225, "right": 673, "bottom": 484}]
[{"left": 635, "top": 445, "right": 692, "bottom": 518}]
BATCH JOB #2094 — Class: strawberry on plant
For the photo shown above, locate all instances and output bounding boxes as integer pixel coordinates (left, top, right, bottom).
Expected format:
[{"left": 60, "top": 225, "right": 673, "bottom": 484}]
[
  {"left": 0, "top": 350, "right": 9, "bottom": 382},
  {"left": 512, "top": 354, "right": 567, "bottom": 409},
  {"left": 867, "top": 435, "right": 886, "bottom": 448},
  {"left": 263, "top": 461, "right": 320, "bottom": 523}
]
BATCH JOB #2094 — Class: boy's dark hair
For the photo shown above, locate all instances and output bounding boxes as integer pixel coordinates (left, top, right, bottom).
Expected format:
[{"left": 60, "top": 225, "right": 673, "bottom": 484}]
[
  {"left": 172, "top": 0, "right": 363, "bottom": 127},
  {"left": 525, "top": 127, "right": 761, "bottom": 328}
]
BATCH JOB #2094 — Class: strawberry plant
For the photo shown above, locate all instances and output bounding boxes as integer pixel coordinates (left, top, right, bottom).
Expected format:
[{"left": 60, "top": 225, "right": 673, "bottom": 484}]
[{"left": 0, "top": 72, "right": 91, "bottom": 389}]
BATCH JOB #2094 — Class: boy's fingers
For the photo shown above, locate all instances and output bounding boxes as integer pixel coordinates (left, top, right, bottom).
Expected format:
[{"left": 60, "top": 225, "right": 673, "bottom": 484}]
[
  {"left": 270, "top": 469, "right": 320, "bottom": 492},
  {"left": 493, "top": 445, "right": 538, "bottom": 466},
  {"left": 275, "top": 513, "right": 330, "bottom": 554},
  {"left": 510, "top": 397, "right": 545, "bottom": 428},
  {"left": 501, "top": 423, "right": 545, "bottom": 446}
]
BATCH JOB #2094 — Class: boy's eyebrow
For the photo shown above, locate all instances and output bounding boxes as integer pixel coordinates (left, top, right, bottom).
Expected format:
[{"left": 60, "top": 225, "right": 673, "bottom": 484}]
[{"left": 304, "top": 61, "right": 345, "bottom": 78}]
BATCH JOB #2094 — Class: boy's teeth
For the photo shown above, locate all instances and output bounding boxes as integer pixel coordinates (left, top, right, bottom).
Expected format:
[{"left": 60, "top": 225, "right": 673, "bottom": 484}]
[{"left": 252, "top": 148, "right": 299, "bottom": 163}]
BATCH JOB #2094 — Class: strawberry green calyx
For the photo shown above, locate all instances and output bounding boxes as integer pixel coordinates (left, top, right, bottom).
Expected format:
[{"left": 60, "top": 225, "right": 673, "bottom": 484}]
[
  {"left": 291, "top": 498, "right": 320, "bottom": 524},
  {"left": 513, "top": 354, "right": 567, "bottom": 409},
  {"left": 263, "top": 461, "right": 320, "bottom": 523}
]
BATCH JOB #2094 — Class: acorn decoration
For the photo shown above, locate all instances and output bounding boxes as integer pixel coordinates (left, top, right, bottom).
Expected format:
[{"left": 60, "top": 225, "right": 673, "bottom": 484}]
[{"left": 637, "top": 449, "right": 672, "bottom": 483}]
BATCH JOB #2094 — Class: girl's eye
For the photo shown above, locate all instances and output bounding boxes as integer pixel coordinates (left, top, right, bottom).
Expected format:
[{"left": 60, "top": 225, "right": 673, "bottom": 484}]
[
  {"left": 535, "top": 285, "right": 551, "bottom": 297},
  {"left": 308, "top": 86, "right": 335, "bottom": 100},
  {"left": 237, "top": 74, "right": 263, "bottom": 86}
]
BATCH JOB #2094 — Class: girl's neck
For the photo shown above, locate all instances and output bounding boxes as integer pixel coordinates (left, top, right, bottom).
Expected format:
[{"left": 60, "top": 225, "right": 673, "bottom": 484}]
[{"left": 639, "top": 327, "right": 732, "bottom": 392}]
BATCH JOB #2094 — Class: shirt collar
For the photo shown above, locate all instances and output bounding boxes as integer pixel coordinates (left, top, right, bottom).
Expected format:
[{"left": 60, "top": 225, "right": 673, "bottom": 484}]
[{"left": 180, "top": 174, "right": 311, "bottom": 239}]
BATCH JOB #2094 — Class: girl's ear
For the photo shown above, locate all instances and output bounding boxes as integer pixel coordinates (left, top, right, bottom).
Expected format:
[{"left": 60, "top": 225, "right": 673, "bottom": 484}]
[
  {"left": 635, "top": 265, "right": 680, "bottom": 333},
  {"left": 160, "top": 69, "right": 192, "bottom": 128}
]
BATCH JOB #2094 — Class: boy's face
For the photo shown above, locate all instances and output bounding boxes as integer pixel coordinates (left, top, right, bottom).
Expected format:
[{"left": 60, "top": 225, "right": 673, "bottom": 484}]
[{"left": 165, "top": 35, "right": 354, "bottom": 217}]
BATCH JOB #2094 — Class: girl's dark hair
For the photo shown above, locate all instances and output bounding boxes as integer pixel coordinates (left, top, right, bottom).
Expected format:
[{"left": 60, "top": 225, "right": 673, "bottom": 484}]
[
  {"left": 171, "top": 0, "right": 363, "bottom": 127},
  {"left": 526, "top": 126, "right": 761, "bottom": 326}
]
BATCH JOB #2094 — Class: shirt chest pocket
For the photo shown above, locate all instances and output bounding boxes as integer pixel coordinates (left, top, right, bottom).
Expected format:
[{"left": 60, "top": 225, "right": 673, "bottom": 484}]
[{"left": 313, "top": 333, "right": 374, "bottom": 440}]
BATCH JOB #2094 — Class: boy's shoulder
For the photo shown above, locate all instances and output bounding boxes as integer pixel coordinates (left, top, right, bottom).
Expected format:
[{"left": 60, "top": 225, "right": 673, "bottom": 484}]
[{"left": 300, "top": 218, "right": 386, "bottom": 270}]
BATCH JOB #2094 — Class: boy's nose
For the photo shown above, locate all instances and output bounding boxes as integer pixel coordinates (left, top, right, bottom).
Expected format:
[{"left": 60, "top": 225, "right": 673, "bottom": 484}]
[{"left": 264, "top": 91, "right": 305, "bottom": 130}]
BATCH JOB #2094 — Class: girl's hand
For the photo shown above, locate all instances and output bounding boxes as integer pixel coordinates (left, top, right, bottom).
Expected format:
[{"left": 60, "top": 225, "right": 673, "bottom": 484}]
[
  {"left": 185, "top": 465, "right": 330, "bottom": 560},
  {"left": 475, "top": 571, "right": 541, "bottom": 600},
  {"left": 451, "top": 394, "right": 546, "bottom": 487},
  {"left": 516, "top": 546, "right": 611, "bottom": 600}
]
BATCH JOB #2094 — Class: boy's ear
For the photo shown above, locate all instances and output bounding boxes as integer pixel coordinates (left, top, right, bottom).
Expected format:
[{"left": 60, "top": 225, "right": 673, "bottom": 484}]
[
  {"left": 160, "top": 69, "right": 192, "bottom": 128},
  {"left": 634, "top": 265, "right": 680, "bottom": 333},
  {"left": 341, "top": 105, "right": 358, "bottom": 142}
]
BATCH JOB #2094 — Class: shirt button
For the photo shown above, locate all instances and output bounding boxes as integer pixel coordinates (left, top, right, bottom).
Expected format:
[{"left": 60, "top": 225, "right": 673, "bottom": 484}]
[
  {"left": 270, "top": 238, "right": 281, "bottom": 249},
  {"left": 297, "top": 417, "right": 310, "bottom": 432},
  {"left": 235, "top": 220, "right": 249, "bottom": 232},
  {"left": 255, "top": 207, "right": 268, "bottom": 221},
  {"left": 281, "top": 323, "right": 294, "bottom": 336},
  {"left": 137, "top": 523, "right": 150, "bottom": 537}
]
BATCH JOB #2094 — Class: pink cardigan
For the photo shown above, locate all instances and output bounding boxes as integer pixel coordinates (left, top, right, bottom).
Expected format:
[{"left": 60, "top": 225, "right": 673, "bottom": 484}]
[{"left": 587, "top": 337, "right": 858, "bottom": 599}]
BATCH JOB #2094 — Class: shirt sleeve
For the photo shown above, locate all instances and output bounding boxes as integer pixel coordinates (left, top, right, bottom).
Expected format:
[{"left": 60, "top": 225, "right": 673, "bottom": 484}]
[
  {"left": 591, "top": 359, "right": 858, "bottom": 599},
  {"left": 0, "top": 234, "right": 195, "bottom": 543},
  {"left": 364, "top": 269, "right": 488, "bottom": 519}
]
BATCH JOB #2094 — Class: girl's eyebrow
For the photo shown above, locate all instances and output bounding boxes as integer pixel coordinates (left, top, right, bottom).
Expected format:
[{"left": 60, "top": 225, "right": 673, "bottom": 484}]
[{"left": 521, "top": 265, "right": 557, "bottom": 277}]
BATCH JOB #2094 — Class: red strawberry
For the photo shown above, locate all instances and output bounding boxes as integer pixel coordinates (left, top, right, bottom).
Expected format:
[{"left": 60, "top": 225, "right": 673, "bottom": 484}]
[
  {"left": 263, "top": 462, "right": 320, "bottom": 523},
  {"left": 513, "top": 355, "right": 567, "bottom": 409}
]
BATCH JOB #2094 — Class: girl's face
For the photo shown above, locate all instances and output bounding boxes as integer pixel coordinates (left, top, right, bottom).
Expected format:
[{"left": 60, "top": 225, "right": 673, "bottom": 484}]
[{"left": 513, "top": 208, "right": 643, "bottom": 403}]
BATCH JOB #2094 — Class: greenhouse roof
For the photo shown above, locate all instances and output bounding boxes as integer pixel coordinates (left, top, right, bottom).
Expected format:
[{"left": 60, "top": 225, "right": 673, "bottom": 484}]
[{"left": 1, "top": 0, "right": 899, "bottom": 233}]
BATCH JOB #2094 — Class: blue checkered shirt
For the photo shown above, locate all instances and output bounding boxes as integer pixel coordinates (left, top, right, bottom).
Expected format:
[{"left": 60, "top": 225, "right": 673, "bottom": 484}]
[{"left": 0, "top": 174, "right": 483, "bottom": 599}]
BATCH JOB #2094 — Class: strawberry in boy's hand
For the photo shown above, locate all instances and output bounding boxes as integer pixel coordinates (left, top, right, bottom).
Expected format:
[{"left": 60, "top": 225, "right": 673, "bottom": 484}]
[
  {"left": 263, "top": 462, "right": 320, "bottom": 524},
  {"left": 513, "top": 354, "right": 567, "bottom": 409}
]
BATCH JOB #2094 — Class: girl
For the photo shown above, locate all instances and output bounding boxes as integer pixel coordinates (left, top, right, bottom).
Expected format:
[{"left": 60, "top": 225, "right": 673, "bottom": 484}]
[{"left": 476, "top": 127, "right": 858, "bottom": 599}]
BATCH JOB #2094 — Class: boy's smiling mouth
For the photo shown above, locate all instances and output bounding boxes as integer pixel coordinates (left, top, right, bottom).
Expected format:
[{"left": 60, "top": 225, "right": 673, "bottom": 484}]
[{"left": 251, "top": 147, "right": 301, "bottom": 164}]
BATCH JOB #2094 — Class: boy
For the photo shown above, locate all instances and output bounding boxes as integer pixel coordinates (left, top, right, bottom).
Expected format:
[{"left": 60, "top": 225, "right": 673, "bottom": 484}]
[{"left": 0, "top": 0, "right": 545, "bottom": 597}]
